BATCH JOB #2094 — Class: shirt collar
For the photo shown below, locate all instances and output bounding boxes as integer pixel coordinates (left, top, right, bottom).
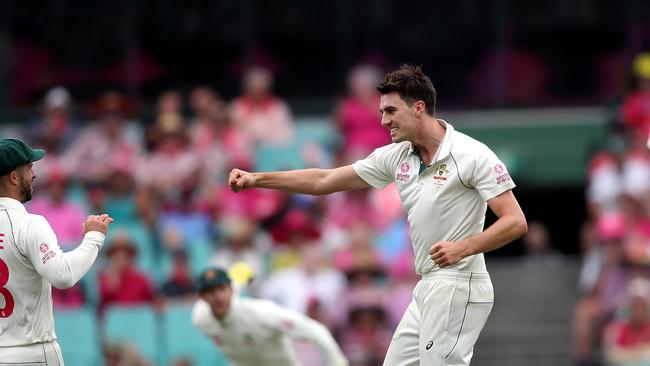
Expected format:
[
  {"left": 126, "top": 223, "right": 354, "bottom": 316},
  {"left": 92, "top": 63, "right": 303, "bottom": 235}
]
[
  {"left": 409, "top": 119, "right": 455, "bottom": 163},
  {"left": 0, "top": 197, "right": 26, "bottom": 211}
]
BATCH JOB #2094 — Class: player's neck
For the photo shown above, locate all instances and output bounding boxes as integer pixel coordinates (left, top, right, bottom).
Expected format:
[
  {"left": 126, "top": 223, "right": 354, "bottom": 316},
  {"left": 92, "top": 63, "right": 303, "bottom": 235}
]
[
  {"left": 412, "top": 117, "right": 445, "bottom": 166},
  {"left": 0, "top": 187, "right": 22, "bottom": 203}
]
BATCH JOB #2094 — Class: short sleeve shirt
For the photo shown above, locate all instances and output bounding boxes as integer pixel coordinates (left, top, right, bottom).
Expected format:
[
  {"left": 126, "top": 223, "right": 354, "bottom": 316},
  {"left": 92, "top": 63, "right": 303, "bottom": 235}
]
[{"left": 353, "top": 120, "right": 516, "bottom": 274}]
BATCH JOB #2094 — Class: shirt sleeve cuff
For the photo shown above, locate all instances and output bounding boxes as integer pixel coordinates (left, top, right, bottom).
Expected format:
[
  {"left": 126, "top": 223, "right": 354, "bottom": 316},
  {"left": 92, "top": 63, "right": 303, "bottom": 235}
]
[{"left": 83, "top": 231, "right": 106, "bottom": 247}]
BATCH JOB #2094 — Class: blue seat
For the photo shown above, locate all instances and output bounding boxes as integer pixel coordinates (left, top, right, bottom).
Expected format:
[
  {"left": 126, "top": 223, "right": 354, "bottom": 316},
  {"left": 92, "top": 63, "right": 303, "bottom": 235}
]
[
  {"left": 104, "top": 305, "right": 159, "bottom": 364},
  {"left": 163, "top": 304, "right": 229, "bottom": 365},
  {"left": 188, "top": 238, "right": 215, "bottom": 278},
  {"left": 54, "top": 308, "right": 102, "bottom": 366}
]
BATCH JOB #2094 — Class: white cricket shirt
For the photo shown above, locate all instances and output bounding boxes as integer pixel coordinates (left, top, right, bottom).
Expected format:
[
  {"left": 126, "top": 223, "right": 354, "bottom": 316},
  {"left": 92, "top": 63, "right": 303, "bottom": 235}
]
[
  {"left": 0, "top": 197, "right": 105, "bottom": 347},
  {"left": 192, "top": 297, "right": 348, "bottom": 366},
  {"left": 353, "top": 120, "right": 516, "bottom": 274}
]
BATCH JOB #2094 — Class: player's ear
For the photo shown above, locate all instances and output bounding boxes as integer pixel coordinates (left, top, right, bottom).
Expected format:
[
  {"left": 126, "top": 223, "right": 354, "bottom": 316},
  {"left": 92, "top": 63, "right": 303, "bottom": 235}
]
[
  {"left": 8, "top": 170, "right": 18, "bottom": 185},
  {"left": 414, "top": 100, "right": 425, "bottom": 117}
]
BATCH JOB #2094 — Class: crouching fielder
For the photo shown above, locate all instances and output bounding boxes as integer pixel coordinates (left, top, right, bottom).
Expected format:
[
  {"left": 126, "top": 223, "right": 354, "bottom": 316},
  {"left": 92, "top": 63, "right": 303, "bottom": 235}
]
[{"left": 192, "top": 267, "right": 348, "bottom": 366}]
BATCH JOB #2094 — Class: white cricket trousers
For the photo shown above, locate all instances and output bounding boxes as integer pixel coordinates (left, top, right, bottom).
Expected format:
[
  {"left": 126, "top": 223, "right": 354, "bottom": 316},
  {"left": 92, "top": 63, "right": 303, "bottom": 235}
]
[
  {"left": 0, "top": 340, "right": 64, "bottom": 366},
  {"left": 383, "top": 270, "right": 494, "bottom": 366}
]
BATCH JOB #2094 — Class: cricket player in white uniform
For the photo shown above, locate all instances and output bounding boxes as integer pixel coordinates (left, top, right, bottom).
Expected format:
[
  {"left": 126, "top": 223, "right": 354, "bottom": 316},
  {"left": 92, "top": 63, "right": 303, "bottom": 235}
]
[
  {"left": 192, "top": 266, "right": 348, "bottom": 366},
  {"left": 228, "top": 65, "right": 528, "bottom": 365},
  {"left": 0, "top": 138, "right": 113, "bottom": 365}
]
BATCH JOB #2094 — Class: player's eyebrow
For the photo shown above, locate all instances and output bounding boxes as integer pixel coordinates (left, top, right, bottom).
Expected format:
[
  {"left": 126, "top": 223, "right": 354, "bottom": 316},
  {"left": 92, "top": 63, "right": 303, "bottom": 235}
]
[{"left": 380, "top": 106, "right": 397, "bottom": 113}]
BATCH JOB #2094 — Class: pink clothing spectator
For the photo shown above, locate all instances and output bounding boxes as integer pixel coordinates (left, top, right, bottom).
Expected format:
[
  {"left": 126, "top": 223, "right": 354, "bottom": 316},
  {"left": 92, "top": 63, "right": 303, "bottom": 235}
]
[
  {"left": 336, "top": 97, "right": 388, "bottom": 156},
  {"left": 135, "top": 134, "right": 202, "bottom": 196},
  {"left": 336, "top": 65, "right": 390, "bottom": 160},
  {"left": 230, "top": 67, "right": 294, "bottom": 146},
  {"left": 98, "top": 266, "right": 155, "bottom": 313},
  {"left": 28, "top": 196, "right": 86, "bottom": 249},
  {"left": 324, "top": 190, "right": 387, "bottom": 232},
  {"left": 98, "top": 235, "right": 156, "bottom": 314},
  {"left": 621, "top": 89, "right": 650, "bottom": 141},
  {"left": 213, "top": 185, "right": 285, "bottom": 222},
  {"left": 230, "top": 96, "right": 293, "bottom": 145},
  {"left": 63, "top": 120, "right": 141, "bottom": 182},
  {"left": 52, "top": 284, "right": 86, "bottom": 309}
]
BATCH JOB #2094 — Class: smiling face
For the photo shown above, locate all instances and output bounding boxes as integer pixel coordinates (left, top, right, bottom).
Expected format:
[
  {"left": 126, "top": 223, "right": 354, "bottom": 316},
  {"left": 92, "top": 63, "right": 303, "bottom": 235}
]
[{"left": 379, "top": 92, "right": 422, "bottom": 143}]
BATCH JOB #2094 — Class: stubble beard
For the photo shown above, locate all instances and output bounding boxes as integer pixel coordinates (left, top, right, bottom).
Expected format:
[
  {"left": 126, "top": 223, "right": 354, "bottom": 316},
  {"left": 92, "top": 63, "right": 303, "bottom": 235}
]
[{"left": 19, "top": 176, "right": 33, "bottom": 203}]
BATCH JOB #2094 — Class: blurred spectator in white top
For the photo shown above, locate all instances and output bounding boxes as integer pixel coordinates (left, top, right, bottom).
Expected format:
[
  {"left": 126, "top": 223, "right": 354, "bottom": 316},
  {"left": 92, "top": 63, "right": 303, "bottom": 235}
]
[
  {"left": 27, "top": 87, "right": 79, "bottom": 184},
  {"left": 210, "top": 216, "right": 270, "bottom": 279},
  {"left": 335, "top": 64, "right": 390, "bottom": 161},
  {"left": 230, "top": 66, "right": 294, "bottom": 146},
  {"left": 135, "top": 113, "right": 201, "bottom": 200},
  {"left": 188, "top": 86, "right": 252, "bottom": 189},
  {"left": 586, "top": 133, "right": 627, "bottom": 219},
  {"left": 63, "top": 91, "right": 142, "bottom": 182},
  {"left": 261, "top": 243, "right": 345, "bottom": 322}
]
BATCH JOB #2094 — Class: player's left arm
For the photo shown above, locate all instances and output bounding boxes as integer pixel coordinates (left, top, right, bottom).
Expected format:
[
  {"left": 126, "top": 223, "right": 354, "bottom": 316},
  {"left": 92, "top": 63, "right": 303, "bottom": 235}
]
[
  {"left": 429, "top": 189, "right": 527, "bottom": 268},
  {"left": 263, "top": 301, "right": 349, "bottom": 366}
]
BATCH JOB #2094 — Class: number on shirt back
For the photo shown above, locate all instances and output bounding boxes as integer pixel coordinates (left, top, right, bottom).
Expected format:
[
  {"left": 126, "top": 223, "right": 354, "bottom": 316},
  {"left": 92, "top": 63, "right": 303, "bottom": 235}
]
[{"left": 0, "top": 258, "right": 15, "bottom": 318}]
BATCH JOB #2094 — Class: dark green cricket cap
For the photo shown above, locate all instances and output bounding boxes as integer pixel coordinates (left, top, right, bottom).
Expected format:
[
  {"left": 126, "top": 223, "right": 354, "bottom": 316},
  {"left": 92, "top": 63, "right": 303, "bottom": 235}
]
[
  {"left": 0, "top": 138, "right": 45, "bottom": 176},
  {"left": 197, "top": 267, "right": 232, "bottom": 293}
]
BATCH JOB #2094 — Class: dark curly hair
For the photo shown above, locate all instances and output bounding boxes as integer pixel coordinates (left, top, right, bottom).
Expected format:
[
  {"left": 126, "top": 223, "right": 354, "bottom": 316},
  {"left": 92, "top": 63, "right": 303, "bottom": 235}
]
[{"left": 376, "top": 64, "right": 436, "bottom": 116}]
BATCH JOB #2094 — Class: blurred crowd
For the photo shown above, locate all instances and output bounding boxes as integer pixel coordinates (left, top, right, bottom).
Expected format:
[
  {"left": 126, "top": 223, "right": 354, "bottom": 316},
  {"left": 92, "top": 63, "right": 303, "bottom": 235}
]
[
  {"left": 576, "top": 53, "right": 650, "bottom": 366},
  {"left": 2, "top": 64, "right": 414, "bottom": 366}
]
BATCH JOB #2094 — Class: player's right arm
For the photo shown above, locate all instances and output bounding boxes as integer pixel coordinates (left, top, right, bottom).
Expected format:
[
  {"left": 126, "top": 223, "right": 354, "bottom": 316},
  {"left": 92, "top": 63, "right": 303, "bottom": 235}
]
[
  {"left": 229, "top": 165, "right": 369, "bottom": 195},
  {"left": 25, "top": 214, "right": 112, "bottom": 289}
]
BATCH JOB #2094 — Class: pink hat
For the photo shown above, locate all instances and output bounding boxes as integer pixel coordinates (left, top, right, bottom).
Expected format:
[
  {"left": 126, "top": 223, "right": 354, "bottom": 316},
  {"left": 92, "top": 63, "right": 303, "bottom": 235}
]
[{"left": 596, "top": 213, "right": 627, "bottom": 241}]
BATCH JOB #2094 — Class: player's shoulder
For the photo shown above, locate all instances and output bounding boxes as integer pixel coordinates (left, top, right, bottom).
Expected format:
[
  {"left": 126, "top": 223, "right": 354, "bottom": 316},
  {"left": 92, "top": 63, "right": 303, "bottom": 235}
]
[
  {"left": 240, "top": 297, "right": 280, "bottom": 312},
  {"left": 365, "top": 142, "right": 411, "bottom": 160},
  {"left": 451, "top": 129, "right": 494, "bottom": 160},
  {"left": 24, "top": 214, "right": 52, "bottom": 233},
  {"left": 191, "top": 299, "right": 213, "bottom": 326}
]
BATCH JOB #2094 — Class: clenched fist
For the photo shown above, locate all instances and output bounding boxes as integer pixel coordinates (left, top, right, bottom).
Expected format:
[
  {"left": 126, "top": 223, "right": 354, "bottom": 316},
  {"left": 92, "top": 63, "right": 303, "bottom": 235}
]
[
  {"left": 82, "top": 214, "right": 114, "bottom": 235},
  {"left": 429, "top": 240, "right": 469, "bottom": 268},
  {"left": 229, "top": 168, "right": 256, "bottom": 192}
]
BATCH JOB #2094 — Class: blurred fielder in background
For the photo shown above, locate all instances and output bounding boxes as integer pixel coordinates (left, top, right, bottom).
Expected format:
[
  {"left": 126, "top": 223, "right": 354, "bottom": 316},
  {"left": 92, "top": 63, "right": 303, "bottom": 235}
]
[
  {"left": 229, "top": 65, "right": 528, "bottom": 365},
  {"left": 191, "top": 266, "right": 348, "bottom": 366},
  {"left": 0, "top": 138, "right": 113, "bottom": 365}
]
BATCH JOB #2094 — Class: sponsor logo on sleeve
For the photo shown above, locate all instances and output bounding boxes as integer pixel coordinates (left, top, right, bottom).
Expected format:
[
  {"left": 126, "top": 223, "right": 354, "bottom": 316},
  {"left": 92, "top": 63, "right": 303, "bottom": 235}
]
[
  {"left": 40, "top": 243, "right": 56, "bottom": 264},
  {"left": 395, "top": 161, "right": 412, "bottom": 183},
  {"left": 281, "top": 319, "right": 294, "bottom": 331},
  {"left": 494, "top": 164, "right": 511, "bottom": 184}
]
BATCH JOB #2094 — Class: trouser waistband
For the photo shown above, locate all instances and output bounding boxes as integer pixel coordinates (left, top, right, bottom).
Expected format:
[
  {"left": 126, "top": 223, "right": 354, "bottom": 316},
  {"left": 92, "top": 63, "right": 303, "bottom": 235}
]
[{"left": 420, "top": 269, "right": 490, "bottom": 281}]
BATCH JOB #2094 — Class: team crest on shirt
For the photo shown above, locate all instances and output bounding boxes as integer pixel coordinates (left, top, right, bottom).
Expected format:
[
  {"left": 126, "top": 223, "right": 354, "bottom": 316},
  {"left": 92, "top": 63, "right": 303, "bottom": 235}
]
[
  {"left": 494, "top": 164, "right": 511, "bottom": 185},
  {"left": 244, "top": 334, "right": 256, "bottom": 346},
  {"left": 395, "top": 161, "right": 413, "bottom": 183},
  {"left": 39, "top": 243, "right": 49, "bottom": 253},
  {"left": 433, "top": 164, "right": 450, "bottom": 186}
]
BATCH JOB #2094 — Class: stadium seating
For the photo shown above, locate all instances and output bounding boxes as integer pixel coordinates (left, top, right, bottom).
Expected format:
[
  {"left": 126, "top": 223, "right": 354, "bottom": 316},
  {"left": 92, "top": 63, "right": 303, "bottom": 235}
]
[
  {"left": 103, "top": 305, "right": 159, "bottom": 364},
  {"left": 54, "top": 308, "right": 102, "bottom": 366},
  {"left": 162, "top": 303, "right": 229, "bottom": 365}
]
